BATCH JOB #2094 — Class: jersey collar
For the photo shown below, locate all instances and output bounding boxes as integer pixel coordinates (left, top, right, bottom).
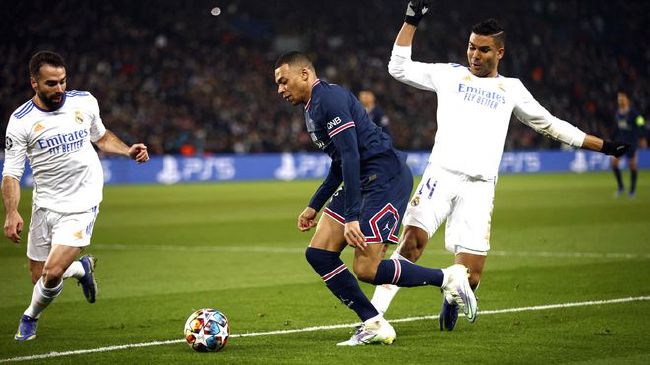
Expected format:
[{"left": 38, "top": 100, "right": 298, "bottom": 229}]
[{"left": 304, "top": 79, "right": 322, "bottom": 111}]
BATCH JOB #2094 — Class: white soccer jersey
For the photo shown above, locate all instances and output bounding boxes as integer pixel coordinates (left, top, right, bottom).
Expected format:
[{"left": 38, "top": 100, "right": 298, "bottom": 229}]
[
  {"left": 389, "top": 45, "right": 586, "bottom": 179},
  {"left": 3, "top": 90, "right": 107, "bottom": 212}
]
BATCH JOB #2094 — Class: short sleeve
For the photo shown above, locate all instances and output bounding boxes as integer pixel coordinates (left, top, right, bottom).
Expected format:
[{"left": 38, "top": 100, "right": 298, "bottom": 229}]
[
  {"left": 88, "top": 94, "right": 107, "bottom": 142},
  {"left": 2, "top": 116, "right": 28, "bottom": 180}
]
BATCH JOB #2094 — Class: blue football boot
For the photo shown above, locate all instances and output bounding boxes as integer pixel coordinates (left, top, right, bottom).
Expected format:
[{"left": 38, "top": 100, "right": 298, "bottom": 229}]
[
  {"left": 78, "top": 255, "right": 98, "bottom": 303},
  {"left": 15, "top": 315, "right": 38, "bottom": 341},
  {"left": 439, "top": 297, "right": 459, "bottom": 331}
]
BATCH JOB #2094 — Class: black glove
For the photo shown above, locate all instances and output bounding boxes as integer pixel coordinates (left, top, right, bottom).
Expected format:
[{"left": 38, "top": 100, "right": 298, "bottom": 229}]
[
  {"left": 404, "top": 0, "right": 431, "bottom": 26},
  {"left": 600, "top": 140, "right": 630, "bottom": 157}
]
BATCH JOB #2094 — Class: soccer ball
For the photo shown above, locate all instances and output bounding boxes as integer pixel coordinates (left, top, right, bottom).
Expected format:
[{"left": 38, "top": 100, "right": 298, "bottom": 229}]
[{"left": 184, "top": 308, "right": 230, "bottom": 352}]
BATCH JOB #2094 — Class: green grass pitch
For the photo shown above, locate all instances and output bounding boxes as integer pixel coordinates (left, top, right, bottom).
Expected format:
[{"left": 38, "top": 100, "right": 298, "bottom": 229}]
[{"left": 0, "top": 171, "right": 649, "bottom": 364}]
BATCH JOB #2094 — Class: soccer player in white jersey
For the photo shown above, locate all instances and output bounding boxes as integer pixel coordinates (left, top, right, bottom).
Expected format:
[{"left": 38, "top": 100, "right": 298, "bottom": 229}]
[
  {"left": 370, "top": 1, "right": 631, "bottom": 331},
  {"left": 2, "top": 51, "right": 149, "bottom": 341}
]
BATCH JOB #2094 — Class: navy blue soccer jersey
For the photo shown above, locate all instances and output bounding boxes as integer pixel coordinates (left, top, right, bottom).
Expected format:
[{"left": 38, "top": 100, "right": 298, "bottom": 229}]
[
  {"left": 304, "top": 79, "right": 406, "bottom": 222},
  {"left": 614, "top": 108, "right": 645, "bottom": 147}
]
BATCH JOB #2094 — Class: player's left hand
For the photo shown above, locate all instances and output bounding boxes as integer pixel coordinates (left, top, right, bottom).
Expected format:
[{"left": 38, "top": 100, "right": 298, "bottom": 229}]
[
  {"left": 601, "top": 140, "right": 630, "bottom": 158},
  {"left": 344, "top": 221, "right": 367, "bottom": 250},
  {"left": 129, "top": 143, "right": 149, "bottom": 163}
]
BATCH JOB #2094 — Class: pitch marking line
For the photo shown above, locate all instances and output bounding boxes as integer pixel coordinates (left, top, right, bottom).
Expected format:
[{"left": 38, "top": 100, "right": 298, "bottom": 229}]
[
  {"left": 1, "top": 296, "right": 649, "bottom": 363},
  {"left": 94, "top": 243, "right": 650, "bottom": 260}
]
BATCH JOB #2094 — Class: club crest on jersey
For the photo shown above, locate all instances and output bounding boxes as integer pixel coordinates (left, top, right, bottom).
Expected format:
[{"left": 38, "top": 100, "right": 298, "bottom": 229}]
[
  {"left": 410, "top": 196, "right": 420, "bottom": 206},
  {"left": 75, "top": 110, "right": 84, "bottom": 124},
  {"left": 5, "top": 137, "right": 13, "bottom": 150}
]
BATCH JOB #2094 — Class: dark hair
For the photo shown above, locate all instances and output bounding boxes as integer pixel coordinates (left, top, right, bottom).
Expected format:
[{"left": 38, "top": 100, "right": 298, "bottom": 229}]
[
  {"left": 29, "top": 51, "right": 66, "bottom": 78},
  {"left": 472, "top": 19, "right": 506, "bottom": 47},
  {"left": 616, "top": 86, "right": 631, "bottom": 97},
  {"left": 274, "top": 51, "right": 314, "bottom": 71}
]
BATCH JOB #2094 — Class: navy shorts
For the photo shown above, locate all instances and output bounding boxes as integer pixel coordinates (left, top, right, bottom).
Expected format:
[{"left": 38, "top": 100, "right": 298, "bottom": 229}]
[{"left": 323, "top": 163, "right": 413, "bottom": 244}]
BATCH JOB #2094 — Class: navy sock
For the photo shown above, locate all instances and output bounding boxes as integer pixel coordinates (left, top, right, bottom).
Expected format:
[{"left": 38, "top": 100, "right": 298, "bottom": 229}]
[
  {"left": 305, "top": 247, "right": 378, "bottom": 322},
  {"left": 613, "top": 167, "right": 623, "bottom": 191},
  {"left": 630, "top": 170, "right": 637, "bottom": 194},
  {"left": 373, "top": 259, "right": 444, "bottom": 287}
]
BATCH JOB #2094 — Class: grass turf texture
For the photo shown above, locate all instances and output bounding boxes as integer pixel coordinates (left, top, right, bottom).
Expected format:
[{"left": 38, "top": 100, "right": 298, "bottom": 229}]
[{"left": 0, "top": 171, "right": 648, "bottom": 364}]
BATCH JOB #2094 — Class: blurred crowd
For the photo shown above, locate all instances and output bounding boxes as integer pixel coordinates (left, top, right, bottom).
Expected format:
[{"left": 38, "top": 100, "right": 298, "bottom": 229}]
[{"left": 1, "top": 0, "right": 648, "bottom": 155}]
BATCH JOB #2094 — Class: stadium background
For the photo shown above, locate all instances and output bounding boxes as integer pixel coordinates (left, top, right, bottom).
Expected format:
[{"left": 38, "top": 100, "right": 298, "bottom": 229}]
[
  {"left": 1, "top": 0, "right": 648, "bottom": 158},
  {"left": 1, "top": 2, "right": 649, "bottom": 363}
]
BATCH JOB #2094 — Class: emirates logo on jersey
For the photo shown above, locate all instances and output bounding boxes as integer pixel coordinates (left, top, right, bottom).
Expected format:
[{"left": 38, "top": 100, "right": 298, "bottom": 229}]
[
  {"left": 75, "top": 110, "right": 84, "bottom": 124},
  {"left": 5, "top": 137, "right": 13, "bottom": 150}
]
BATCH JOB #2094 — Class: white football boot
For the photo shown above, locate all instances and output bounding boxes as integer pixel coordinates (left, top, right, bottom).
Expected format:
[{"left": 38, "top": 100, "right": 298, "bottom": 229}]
[
  {"left": 441, "top": 264, "right": 478, "bottom": 323},
  {"left": 336, "top": 318, "right": 396, "bottom": 346}
]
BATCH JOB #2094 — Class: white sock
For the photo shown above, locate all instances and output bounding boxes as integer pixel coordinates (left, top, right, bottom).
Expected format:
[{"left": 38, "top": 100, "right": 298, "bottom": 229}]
[
  {"left": 370, "top": 250, "right": 407, "bottom": 315},
  {"left": 63, "top": 261, "right": 85, "bottom": 280},
  {"left": 24, "top": 278, "right": 63, "bottom": 319}
]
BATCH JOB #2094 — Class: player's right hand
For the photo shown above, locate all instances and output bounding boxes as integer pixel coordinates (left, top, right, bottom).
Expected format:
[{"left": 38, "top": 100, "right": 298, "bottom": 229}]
[
  {"left": 404, "top": 0, "right": 431, "bottom": 26},
  {"left": 3, "top": 211, "right": 23, "bottom": 244},
  {"left": 297, "top": 207, "right": 318, "bottom": 232},
  {"left": 129, "top": 143, "right": 149, "bottom": 163}
]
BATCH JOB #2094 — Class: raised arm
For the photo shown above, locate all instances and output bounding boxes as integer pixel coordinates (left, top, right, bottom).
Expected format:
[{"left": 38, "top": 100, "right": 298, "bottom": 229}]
[
  {"left": 395, "top": 23, "right": 417, "bottom": 48},
  {"left": 389, "top": 1, "right": 439, "bottom": 91},
  {"left": 396, "top": 0, "right": 431, "bottom": 46}
]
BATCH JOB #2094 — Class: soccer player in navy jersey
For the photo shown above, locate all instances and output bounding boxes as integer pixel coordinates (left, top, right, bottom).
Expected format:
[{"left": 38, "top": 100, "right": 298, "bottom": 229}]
[
  {"left": 611, "top": 90, "right": 646, "bottom": 197},
  {"left": 274, "top": 51, "right": 476, "bottom": 346}
]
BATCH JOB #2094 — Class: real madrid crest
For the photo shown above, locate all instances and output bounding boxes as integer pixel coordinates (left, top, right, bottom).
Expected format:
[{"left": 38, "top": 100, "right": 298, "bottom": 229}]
[
  {"left": 410, "top": 196, "right": 420, "bottom": 207},
  {"left": 75, "top": 110, "right": 84, "bottom": 124}
]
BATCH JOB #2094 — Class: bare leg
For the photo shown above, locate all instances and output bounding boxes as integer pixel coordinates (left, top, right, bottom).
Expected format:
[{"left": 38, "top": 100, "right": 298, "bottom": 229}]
[
  {"left": 454, "top": 252, "right": 486, "bottom": 290},
  {"left": 24, "top": 245, "right": 81, "bottom": 319}
]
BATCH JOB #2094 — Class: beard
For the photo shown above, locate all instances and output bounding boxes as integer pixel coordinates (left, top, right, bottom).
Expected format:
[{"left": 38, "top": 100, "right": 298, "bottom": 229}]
[{"left": 38, "top": 90, "right": 64, "bottom": 110}]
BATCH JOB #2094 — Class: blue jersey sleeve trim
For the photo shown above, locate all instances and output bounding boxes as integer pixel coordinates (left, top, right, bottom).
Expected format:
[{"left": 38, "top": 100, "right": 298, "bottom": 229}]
[{"left": 13, "top": 101, "right": 34, "bottom": 119}]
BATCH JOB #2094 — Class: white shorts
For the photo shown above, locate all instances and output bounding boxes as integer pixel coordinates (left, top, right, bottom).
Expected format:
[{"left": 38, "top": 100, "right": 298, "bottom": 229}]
[
  {"left": 27, "top": 205, "right": 99, "bottom": 261},
  {"left": 402, "top": 164, "right": 495, "bottom": 256}
]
